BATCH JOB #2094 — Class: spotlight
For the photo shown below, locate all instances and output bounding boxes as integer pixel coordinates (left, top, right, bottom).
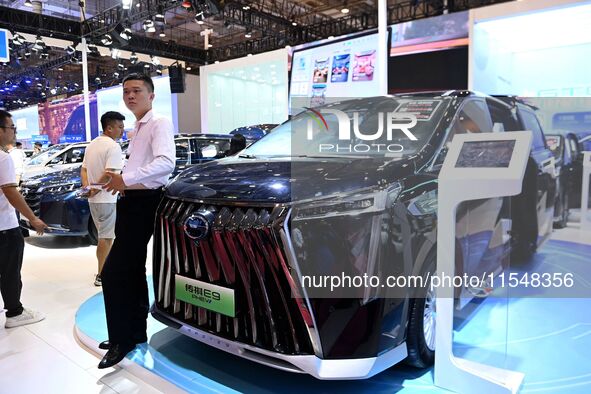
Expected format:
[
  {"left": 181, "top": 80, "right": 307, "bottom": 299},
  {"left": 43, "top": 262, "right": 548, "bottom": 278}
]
[
  {"left": 156, "top": 65, "right": 163, "bottom": 75},
  {"left": 159, "top": 27, "right": 166, "bottom": 37},
  {"left": 155, "top": 6, "right": 165, "bottom": 22},
  {"left": 341, "top": 7, "right": 349, "bottom": 14},
  {"left": 245, "top": 29, "right": 252, "bottom": 38},
  {"left": 129, "top": 52, "right": 138, "bottom": 64},
  {"left": 117, "top": 23, "right": 132, "bottom": 41},
  {"left": 100, "top": 34, "right": 113, "bottom": 46},
  {"left": 39, "top": 49, "right": 49, "bottom": 59},
  {"left": 181, "top": 1, "right": 192, "bottom": 8},
  {"left": 144, "top": 63, "right": 150, "bottom": 68},
  {"left": 195, "top": 13, "right": 205, "bottom": 24},
  {"left": 113, "top": 71, "right": 120, "bottom": 78},
  {"left": 122, "top": 0, "right": 132, "bottom": 9},
  {"left": 94, "top": 77, "right": 101, "bottom": 84},
  {"left": 186, "top": 66, "right": 192, "bottom": 71},
  {"left": 33, "top": 35, "right": 45, "bottom": 51},
  {"left": 25, "top": 0, "right": 32, "bottom": 6},
  {"left": 143, "top": 18, "right": 155, "bottom": 31},
  {"left": 292, "top": 22, "right": 297, "bottom": 26},
  {"left": 50, "top": 87, "right": 57, "bottom": 95},
  {"left": 150, "top": 55, "right": 160, "bottom": 66},
  {"left": 242, "top": 5, "right": 250, "bottom": 10},
  {"left": 117, "top": 62, "right": 125, "bottom": 71}
]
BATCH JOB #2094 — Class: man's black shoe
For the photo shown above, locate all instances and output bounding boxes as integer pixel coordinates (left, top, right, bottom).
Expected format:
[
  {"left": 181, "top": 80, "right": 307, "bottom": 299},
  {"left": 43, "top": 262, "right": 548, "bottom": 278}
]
[
  {"left": 98, "top": 340, "right": 111, "bottom": 350},
  {"left": 97, "top": 343, "right": 136, "bottom": 369},
  {"left": 98, "top": 337, "right": 146, "bottom": 350}
]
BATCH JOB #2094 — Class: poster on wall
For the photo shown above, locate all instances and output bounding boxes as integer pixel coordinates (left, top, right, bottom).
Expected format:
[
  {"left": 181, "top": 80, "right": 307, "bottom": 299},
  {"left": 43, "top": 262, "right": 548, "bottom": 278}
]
[
  {"left": 38, "top": 93, "right": 98, "bottom": 144},
  {"left": 289, "top": 31, "right": 385, "bottom": 114}
]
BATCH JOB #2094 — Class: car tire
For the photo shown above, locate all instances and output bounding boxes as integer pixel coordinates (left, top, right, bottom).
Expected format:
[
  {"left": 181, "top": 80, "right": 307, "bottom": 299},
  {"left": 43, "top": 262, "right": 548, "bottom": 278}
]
[
  {"left": 406, "top": 258, "right": 436, "bottom": 368},
  {"left": 88, "top": 219, "right": 98, "bottom": 246}
]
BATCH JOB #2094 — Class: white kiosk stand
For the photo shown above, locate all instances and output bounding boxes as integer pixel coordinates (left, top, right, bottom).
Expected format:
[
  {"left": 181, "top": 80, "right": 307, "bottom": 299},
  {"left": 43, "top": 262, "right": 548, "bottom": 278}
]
[
  {"left": 435, "top": 131, "right": 532, "bottom": 394},
  {"left": 581, "top": 152, "right": 591, "bottom": 232}
]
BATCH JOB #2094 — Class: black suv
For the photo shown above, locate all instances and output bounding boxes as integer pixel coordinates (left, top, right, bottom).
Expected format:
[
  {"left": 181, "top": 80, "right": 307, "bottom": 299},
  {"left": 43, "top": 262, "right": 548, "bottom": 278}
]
[{"left": 151, "top": 92, "right": 556, "bottom": 379}]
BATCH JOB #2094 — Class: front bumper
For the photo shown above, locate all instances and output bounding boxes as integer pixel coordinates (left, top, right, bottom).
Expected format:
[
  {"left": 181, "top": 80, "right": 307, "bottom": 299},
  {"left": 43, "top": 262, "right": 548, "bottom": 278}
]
[
  {"left": 19, "top": 190, "right": 90, "bottom": 236},
  {"left": 150, "top": 303, "right": 408, "bottom": 379}
]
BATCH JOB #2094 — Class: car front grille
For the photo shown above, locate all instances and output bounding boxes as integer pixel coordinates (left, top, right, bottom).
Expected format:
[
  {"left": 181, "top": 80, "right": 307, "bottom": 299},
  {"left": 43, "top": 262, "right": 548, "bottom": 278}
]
[
  {"left": 21, "top": 185, "right": 41, "bottom": 216},
  {"left": 153, "top": 197, "right": 315, "bottom": 355}
]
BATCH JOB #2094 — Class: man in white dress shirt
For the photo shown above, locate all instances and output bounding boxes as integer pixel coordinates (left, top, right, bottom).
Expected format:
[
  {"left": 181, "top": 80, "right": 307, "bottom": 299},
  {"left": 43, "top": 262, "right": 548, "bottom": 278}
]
[
  {"left": 7, "top": 141, "right": 25, "bottom": 185},
  {"left": 98, "top": 74, "right": 175, "bottom": 369}
]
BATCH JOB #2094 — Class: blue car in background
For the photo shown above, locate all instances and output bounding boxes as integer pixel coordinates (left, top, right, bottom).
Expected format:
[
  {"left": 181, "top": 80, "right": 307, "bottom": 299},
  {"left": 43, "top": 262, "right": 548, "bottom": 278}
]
[
  {"left": 229, "top": 124, "right": 277, "bottom": 140},
  {"left": 19, "top": 134, "right": 240, "bottom": 244}
]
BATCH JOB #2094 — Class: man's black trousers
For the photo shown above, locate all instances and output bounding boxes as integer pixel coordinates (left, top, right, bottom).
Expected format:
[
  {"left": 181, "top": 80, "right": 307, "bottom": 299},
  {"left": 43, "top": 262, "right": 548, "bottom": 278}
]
[
  {"left": 101, "top": 189, "right": 162, "bottom": 346},
  {"left": 0, "top": 227, "right": 24, "bottom": 318}
]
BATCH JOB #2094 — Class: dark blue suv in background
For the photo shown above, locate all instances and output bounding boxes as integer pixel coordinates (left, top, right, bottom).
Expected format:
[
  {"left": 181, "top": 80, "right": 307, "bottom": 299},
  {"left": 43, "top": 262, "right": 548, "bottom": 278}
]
[{"left": 19, "top": 134, "right": 242, "bottom": 244}]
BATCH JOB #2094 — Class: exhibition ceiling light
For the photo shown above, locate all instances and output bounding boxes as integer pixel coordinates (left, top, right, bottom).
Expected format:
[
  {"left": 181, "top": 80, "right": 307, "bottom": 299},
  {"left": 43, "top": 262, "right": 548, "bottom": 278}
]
[
  {"left": 120, "top": 27, "right": 132, "bottom": 41},
  {"left": 129, "top": 52, "right": 138, "bottom": 64},
  {"left": 341, "top": 7, "right": 350, "bottom": 14},
  {"left": 24, "top": 0, "right": 32, "bottom": 6},
  {"left": 101, "top": 34, "right": 113, "bottom": 46},
  {"left": 159, "top": 27, "right": 166, "bottom": 37},
  {"left": 122, "top": 0, "right": 132, "bottom": 10},
  {"left": 195, "top": 12, "right": 205, "bottom": 24},
  {"left": 155, "top": 6, "right": 165, "bottom": 23},
  {"left": 143, "top": 18, "right": 156, "bottom": 33}
]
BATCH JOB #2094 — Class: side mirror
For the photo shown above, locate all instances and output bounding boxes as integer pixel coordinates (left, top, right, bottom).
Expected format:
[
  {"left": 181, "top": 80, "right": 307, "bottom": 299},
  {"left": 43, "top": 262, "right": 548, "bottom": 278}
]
[{"left": 49, "top": 157, "right": 62, "bottom": 165}]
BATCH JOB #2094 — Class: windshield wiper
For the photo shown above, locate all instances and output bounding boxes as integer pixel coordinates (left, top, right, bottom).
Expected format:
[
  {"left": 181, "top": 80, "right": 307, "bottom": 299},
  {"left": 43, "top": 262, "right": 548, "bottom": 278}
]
[{"left": 238, "top": 154, "right": 257, "bottom": 159}]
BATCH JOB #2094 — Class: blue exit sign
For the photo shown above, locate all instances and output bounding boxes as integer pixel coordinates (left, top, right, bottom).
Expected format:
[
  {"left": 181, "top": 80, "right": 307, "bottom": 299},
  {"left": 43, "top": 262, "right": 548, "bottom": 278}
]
[{"left": 0, "top": 29, "right": 9, "bottom": 63}]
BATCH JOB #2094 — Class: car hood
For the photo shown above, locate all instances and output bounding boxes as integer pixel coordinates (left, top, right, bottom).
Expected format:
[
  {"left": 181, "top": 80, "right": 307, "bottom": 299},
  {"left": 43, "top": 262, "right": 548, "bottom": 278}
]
[
  {"left": 166, "top": 155, "right": 416, "bottom": 203},
  {"left": 22, "top": 165, "right": 82, "bottom": 187}
]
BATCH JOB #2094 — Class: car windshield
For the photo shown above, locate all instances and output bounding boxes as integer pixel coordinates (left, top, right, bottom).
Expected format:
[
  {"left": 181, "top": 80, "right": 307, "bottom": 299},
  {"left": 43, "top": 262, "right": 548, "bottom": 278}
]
[
  {"left": 242, "top": 96, "right": 451, "bottom": 158},
  {"left": 26, "top": 144, "right": 66, "bottom": 165}
]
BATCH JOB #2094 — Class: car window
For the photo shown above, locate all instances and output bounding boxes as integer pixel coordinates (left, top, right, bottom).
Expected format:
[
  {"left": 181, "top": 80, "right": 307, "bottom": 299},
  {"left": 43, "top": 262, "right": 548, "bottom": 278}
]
[
  {"left": 520, "top": 110, "right": 546, "bottom": 150},
  {"left": 486, "top": 99, "right": 521, "bottom": 132},
  {"left": 433, "top": 100, "right": 492, "bottom": 166},
  {"left": 176, "top": 139, "right": 190, "bottom": 165},
  {"left": 569, "top": 137, "right": 579, "bottom": 157},
  {"left": 563, "top": 136, "right": 572, "bottom": 163}
]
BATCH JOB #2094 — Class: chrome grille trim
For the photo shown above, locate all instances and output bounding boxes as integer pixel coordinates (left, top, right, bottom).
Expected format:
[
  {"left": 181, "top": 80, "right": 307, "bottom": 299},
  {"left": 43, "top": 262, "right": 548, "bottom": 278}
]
[{"left": 153, "top": 197, "right": 315, "bottom": 356}]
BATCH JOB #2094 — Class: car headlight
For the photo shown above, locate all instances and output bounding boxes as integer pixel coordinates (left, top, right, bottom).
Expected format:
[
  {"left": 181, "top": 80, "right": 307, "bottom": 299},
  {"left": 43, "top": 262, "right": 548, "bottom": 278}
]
[
  {"left": 293, "top": 183, "right": 402, "bottom": 220},
  {"left": 39, "top": 183, "right": 80, "bottom": 194}
]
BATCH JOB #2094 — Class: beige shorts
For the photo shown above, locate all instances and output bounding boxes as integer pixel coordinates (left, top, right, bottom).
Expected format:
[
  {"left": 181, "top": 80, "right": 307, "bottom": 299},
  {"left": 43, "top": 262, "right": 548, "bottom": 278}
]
[{"left": 89, "top": 202, "right": 116, "bottom": 239}]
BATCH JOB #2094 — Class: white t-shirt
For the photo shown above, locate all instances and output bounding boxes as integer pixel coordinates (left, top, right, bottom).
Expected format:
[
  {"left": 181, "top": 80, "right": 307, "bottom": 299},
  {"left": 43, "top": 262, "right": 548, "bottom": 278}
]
[
  {"left": 82, "top": 135, "right": 123, "bottom": 203},
  {"left": 0, "top": 151, "right": 19, "bottom": 231},
  {"left": 8, "top": 148, "right": 25, "bottom": 176}
]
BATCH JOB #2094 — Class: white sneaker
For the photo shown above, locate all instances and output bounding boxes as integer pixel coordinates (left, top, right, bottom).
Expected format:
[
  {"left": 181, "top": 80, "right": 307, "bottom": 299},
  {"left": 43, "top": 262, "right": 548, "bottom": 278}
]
[{"left": 5, "top": 308, "right": 45, "bottom": 328}]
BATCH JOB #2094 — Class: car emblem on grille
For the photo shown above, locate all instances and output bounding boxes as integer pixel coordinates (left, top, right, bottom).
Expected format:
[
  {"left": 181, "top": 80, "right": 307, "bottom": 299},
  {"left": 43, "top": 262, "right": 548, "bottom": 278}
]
[{"left": 184, "top": 211, "right": 214, "bottom": 242}]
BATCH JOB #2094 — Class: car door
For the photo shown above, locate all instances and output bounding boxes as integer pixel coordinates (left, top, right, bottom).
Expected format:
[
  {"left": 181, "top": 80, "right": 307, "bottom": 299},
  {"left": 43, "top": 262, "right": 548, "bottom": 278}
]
[
  {"left": 566, "top": 134, "right": 583, "bottom": 208},
  {"left": 518, "top": 108, "right": 556, "bottom": 243}
]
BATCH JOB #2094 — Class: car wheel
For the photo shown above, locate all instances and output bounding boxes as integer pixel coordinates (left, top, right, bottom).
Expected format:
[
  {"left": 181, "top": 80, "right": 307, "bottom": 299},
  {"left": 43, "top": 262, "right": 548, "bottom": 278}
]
[
  {"left": 406, "top": 259, "right": 436, "bottom": 368},
  {"left": 87, "top": 219, "right": 98, "bottom": 246}
]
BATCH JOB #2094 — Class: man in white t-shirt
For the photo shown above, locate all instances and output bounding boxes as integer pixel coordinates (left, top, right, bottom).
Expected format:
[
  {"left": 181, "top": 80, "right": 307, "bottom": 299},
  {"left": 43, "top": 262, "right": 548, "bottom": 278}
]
[
  {"left": 81, "top": 112, "right": 124, "bottom": 287},
  {"left": 0, "top": 110, "right": 47, "bottom": 328},
  {"left": 7, "top": 141, "right": 25, "bottom": 185}
]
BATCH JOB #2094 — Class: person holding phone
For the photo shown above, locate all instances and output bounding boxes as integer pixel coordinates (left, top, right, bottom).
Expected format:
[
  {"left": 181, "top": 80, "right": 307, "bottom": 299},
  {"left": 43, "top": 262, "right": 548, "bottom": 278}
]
[
  {"left": 81, "top": 111, "right": 125, "bottom": 286},
  {"left": 0, "top": 110, "right": 47, "bottom": 328}
]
